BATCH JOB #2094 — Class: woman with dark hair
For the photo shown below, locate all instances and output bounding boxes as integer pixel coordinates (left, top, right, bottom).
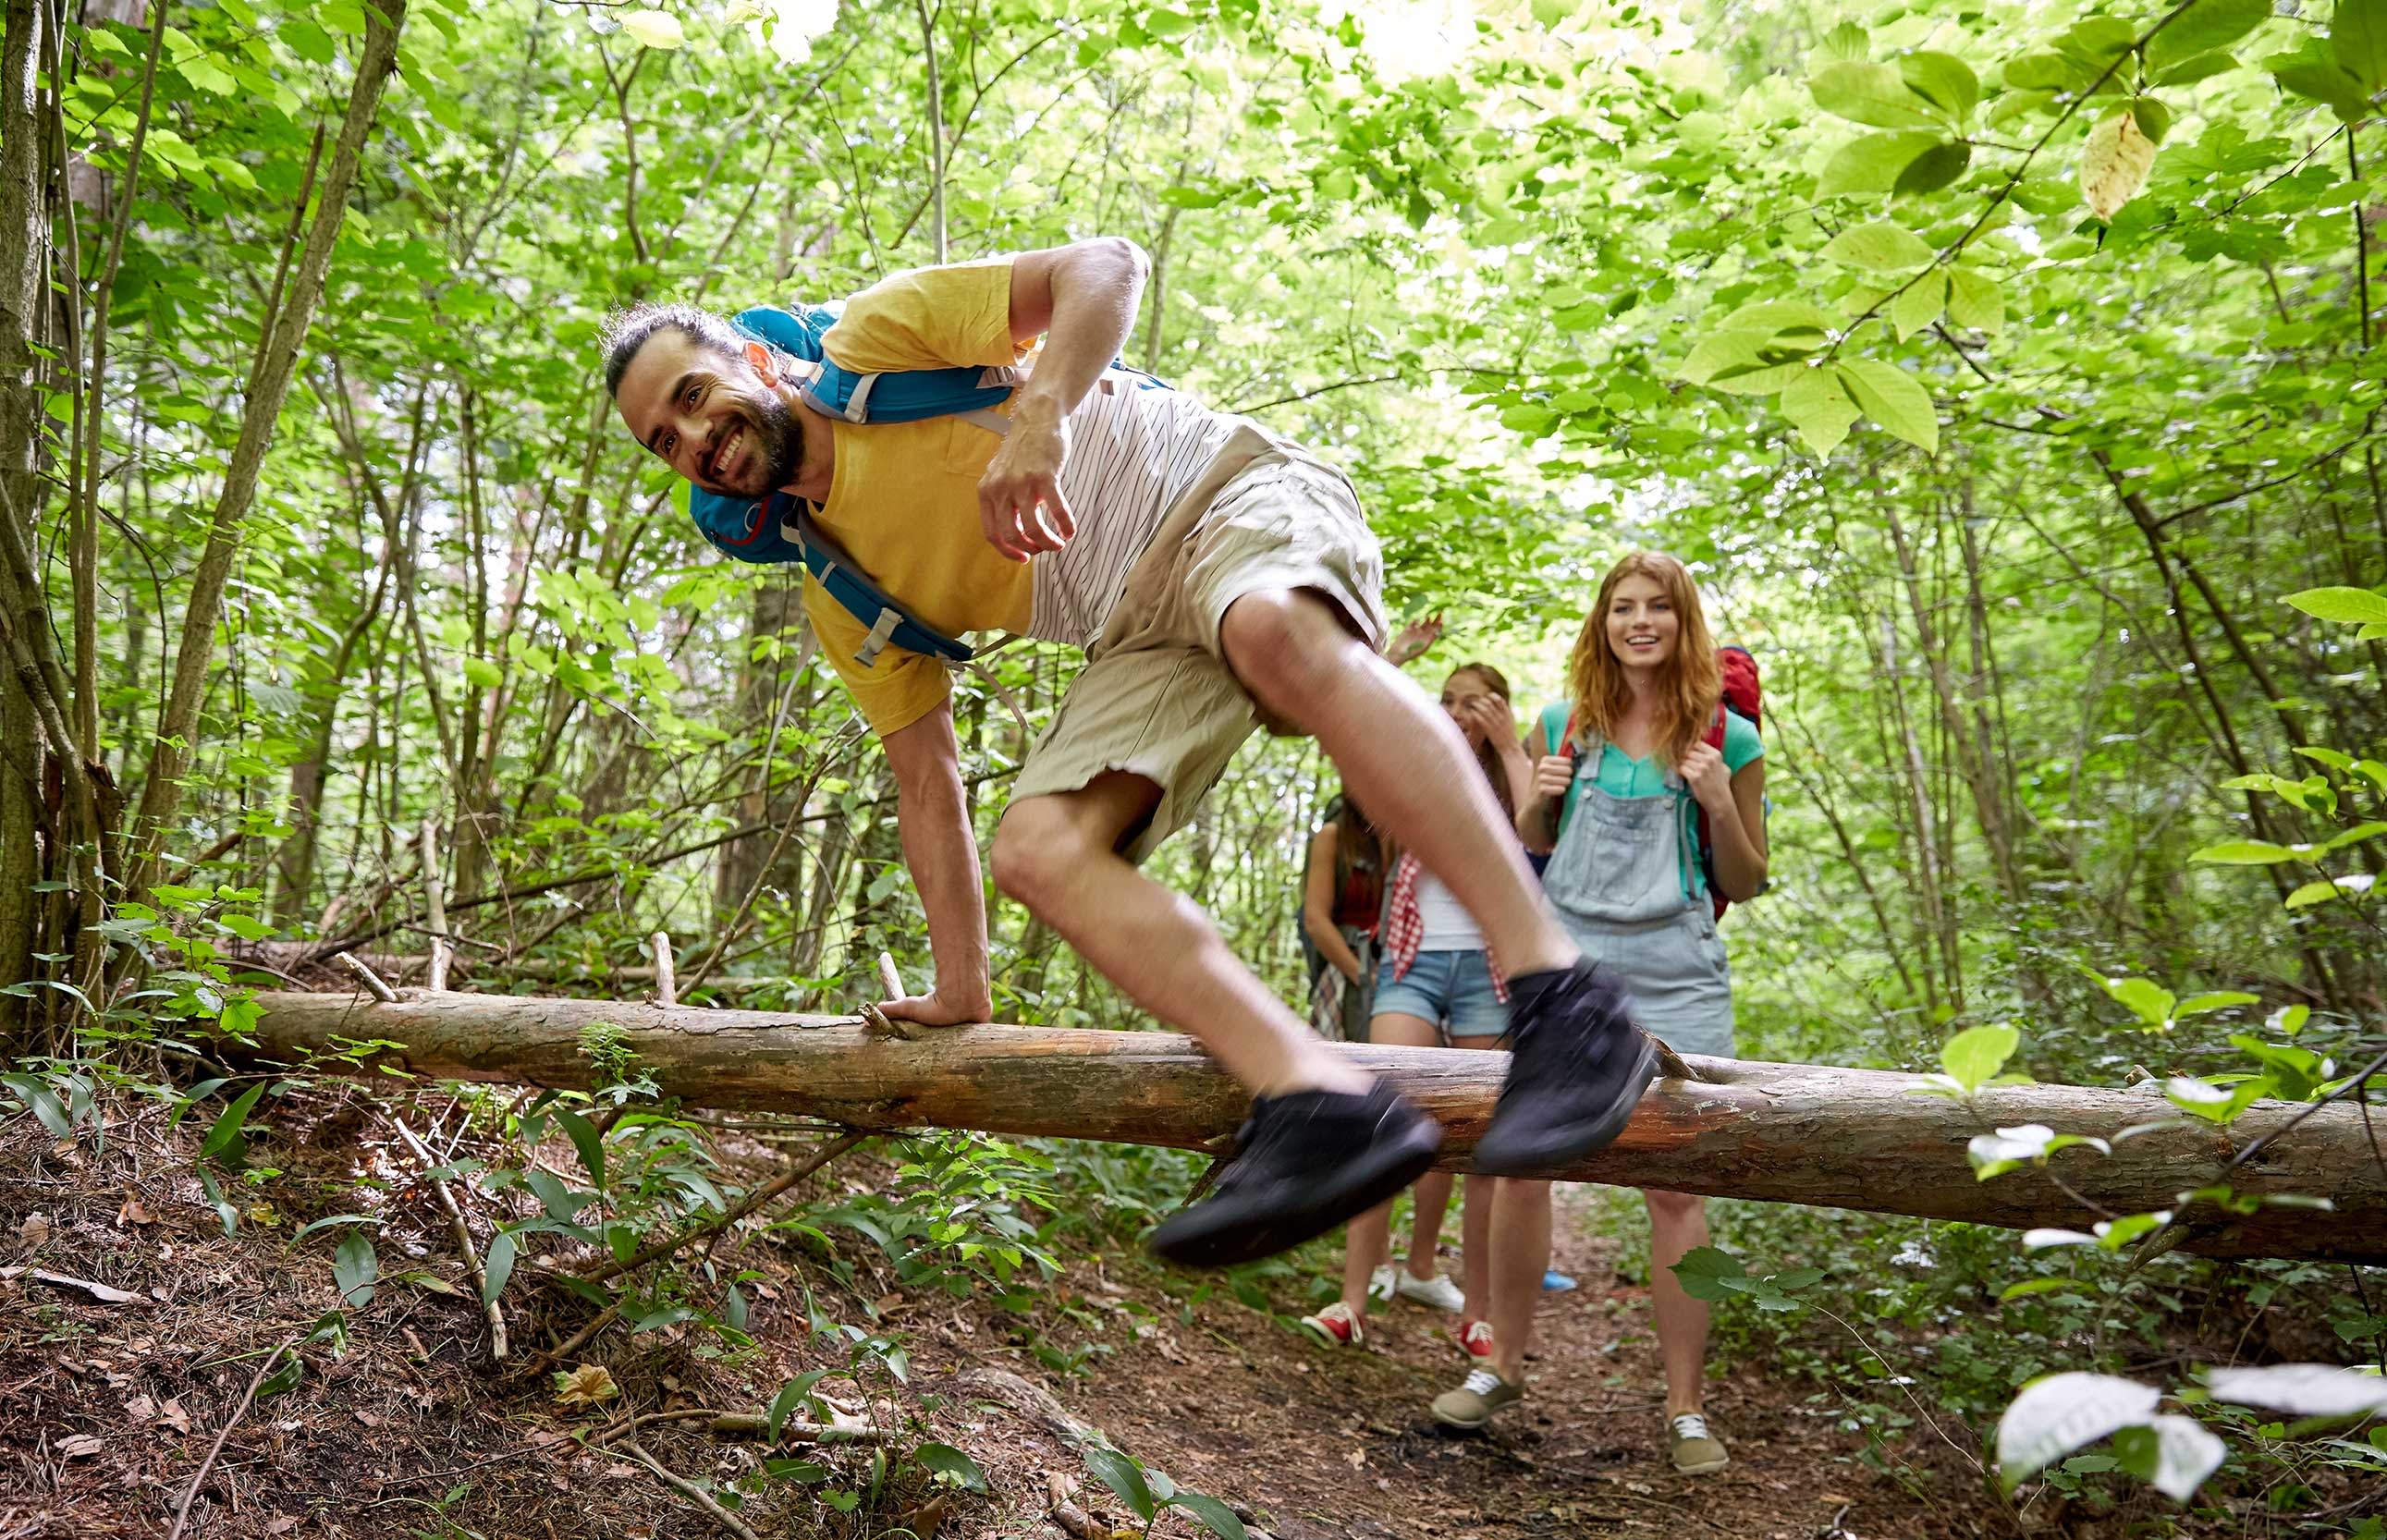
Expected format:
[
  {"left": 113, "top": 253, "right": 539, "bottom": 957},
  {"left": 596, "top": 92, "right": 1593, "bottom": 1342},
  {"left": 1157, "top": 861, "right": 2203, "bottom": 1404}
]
[
  {"left": 1468, "top": 550, "right": 1766, "bottom": 1471},
  {"left": 1300, "top": 788, "right": 1389, "bottom": 1044},
  {"left": 1303, "top": 663, "right": 1534, "bottom": 1352}
]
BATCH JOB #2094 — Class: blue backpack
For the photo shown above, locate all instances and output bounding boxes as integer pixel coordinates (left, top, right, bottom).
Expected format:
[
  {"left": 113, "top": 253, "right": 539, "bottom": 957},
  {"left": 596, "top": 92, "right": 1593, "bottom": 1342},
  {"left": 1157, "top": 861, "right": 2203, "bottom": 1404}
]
[{"left": 685, "top": 303, "right": 1168, "bottom": 668}]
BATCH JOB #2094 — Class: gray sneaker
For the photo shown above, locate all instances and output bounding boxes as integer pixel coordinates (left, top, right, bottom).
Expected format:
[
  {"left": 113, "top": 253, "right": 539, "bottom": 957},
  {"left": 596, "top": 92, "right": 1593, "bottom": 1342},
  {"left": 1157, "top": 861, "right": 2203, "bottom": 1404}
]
[
  {"left": 1669, "top": 1412, "right": 1729, "bottom": 1473},
  {"left": 1432, "top": 1367, "right": 1524, "bottom": 1429}
]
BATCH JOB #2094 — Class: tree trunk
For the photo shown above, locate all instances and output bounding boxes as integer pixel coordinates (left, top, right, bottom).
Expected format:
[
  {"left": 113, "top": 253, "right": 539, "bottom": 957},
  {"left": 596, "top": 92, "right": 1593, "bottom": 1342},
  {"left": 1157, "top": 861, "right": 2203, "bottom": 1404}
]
[
  {"left": 128, "top": 0, "right": 409, "bottom": 899},
  {"left": 0, "top": 0, "right": 49, "bottom": 1047},
  {"left": 239, "top": 991, "right": 2387, "bottom": 1264}
]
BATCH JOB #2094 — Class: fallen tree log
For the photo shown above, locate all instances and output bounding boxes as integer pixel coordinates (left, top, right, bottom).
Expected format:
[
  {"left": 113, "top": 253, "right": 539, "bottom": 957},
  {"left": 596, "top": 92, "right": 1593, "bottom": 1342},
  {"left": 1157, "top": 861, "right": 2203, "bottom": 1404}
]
[{"left": 241, "top": 991, "right": 2387, "bottom": 1263}]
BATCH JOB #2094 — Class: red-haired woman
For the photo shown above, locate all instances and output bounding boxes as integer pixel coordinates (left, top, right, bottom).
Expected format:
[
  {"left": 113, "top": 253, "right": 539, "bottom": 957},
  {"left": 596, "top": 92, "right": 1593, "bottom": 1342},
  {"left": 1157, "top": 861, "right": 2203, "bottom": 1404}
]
[{"left": 1437, "top": 552, "right": 1766, "bottom": 1471}]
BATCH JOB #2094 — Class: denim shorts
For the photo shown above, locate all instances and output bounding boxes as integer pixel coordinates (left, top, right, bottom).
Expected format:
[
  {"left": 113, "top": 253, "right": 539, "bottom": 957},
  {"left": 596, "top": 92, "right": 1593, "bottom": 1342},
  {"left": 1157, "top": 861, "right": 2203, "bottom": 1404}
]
[{"left": 1371, "top": 948, "right": 1509, "bottom": 1039}]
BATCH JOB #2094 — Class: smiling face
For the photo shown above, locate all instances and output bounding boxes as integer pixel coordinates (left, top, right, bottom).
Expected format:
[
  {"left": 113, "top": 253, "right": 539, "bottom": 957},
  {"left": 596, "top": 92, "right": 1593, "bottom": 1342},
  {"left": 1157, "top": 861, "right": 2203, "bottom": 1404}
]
[
  {"left": 611, "top": 328, "right": 803, "bottom": 499},
  {"left": 1603, "top": 572, "right": 1680, "bottom": 670}
]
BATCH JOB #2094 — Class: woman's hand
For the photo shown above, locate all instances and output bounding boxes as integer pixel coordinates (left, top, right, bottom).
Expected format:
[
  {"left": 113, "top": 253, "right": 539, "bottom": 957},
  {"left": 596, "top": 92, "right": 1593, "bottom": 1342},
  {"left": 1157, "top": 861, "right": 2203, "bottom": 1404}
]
[
  {"left": 1451, "top": 693, "right": 1512, "bottom": 751},
  {"left": 1530, "top": 750, "right": 1574, "bottom": 808},
  {"left": 1679, "top": 739, "right": 1732, "bottom": 812}
]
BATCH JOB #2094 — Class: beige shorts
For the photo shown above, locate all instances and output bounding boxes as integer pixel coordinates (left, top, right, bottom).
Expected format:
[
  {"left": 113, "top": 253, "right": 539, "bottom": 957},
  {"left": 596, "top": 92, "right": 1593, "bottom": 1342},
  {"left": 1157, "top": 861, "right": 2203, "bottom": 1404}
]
[{"left": 1010, "top": 425, "right": 1386, "bottom": 862}]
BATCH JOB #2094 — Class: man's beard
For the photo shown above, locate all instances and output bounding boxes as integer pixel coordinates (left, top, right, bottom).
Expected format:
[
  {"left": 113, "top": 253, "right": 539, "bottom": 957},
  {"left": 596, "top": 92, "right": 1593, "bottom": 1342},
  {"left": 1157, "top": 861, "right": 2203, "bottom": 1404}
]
[{"left": 708, "top": 390, "right": 803, "bottom": 497}]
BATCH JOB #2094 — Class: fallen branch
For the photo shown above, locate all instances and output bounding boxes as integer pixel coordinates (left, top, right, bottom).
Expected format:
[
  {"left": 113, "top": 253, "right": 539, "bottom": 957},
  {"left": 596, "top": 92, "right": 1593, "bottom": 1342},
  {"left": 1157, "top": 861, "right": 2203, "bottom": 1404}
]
[
  {"left": 239, "top": 992, "right": 2387, "bottom": 1262},
  {"left": 393, "top": 1118, "right": 508, "bottom": 1360},
  {"left": 620, "top": 1437, "right": 762, "bottom": 1540},
  {"left": 574, "top": 1128, "right": 868, "bottom": 1284},
  {"left": 165, "top": 1336, "right": 298, "bottom": 1540}
]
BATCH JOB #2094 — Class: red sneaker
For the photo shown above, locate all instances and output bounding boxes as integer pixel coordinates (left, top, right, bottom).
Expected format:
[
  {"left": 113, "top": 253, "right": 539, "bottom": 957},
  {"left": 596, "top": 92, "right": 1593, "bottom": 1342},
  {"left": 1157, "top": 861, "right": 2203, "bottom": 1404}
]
[
  {"left": 1302, "top": 1301, "right": 1365, "bottom": 1347},
  {"left": 1458, "top": 1318, "right": 1495, "bottom": 1358}
]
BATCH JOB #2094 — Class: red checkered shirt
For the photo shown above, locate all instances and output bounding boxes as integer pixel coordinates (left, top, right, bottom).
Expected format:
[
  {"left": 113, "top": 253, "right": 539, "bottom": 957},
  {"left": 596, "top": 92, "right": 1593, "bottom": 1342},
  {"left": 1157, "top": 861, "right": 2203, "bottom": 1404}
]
[{"left": 1379, "top": 852, "right": 1511, "bottom": 1004}]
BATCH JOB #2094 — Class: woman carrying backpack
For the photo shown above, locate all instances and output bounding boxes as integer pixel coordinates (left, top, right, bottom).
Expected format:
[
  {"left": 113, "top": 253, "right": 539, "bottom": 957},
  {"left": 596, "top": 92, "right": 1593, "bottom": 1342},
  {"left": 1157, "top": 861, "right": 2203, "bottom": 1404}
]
[
  {"left": 1300, "top": 788, "right": 1389, "bottom": 1043},
  {"left": 1496, "top": 550, "right": 1767, "bottom": 1471},
  {"left": 1303, "top": 663, "right": 1534, "bottom": 1351}
]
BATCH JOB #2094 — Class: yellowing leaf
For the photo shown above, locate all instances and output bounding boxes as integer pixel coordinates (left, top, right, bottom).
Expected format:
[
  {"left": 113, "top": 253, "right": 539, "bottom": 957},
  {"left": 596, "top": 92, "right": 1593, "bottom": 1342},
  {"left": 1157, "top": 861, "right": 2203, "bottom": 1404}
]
[
  {"left": 2079, "top": 109, "right": 2157, "bottom": 221},
  {"left": 620, "top": 9, "right": 686, "bottom": 49},
  {"left": 554, "top": 1363, "right": 622, "bottom": 1407}
]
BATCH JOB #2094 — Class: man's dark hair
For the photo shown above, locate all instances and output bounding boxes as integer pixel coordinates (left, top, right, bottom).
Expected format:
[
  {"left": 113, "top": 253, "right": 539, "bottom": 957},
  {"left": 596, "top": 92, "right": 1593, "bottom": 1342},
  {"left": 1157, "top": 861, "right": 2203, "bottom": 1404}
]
[{"left": 598, "top": 301, "right": 747, "bottom": 397}]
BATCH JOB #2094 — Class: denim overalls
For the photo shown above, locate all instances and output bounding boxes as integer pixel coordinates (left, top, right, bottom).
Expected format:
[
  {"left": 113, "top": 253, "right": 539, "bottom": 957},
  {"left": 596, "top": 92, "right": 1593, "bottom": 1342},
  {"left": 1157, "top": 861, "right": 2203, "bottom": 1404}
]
[{"left": 1541, "top": 733, "right": 1736, "bottom": 1058}]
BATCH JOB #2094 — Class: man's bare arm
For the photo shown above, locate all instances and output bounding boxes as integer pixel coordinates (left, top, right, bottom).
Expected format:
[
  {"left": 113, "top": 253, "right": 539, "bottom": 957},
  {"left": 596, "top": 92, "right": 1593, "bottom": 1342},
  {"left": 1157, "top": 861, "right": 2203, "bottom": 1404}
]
[
  {"left": 877, "top": 700, "right": 993, "bottom": 1026},
  {"left": 977, "top": 237, "right": 1150, "bottom": 562}
]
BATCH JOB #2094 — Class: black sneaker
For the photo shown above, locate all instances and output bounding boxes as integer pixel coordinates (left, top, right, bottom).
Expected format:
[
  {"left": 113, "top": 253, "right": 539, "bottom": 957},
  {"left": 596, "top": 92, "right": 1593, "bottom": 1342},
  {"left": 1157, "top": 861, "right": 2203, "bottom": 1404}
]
[
  {"left": 1149, "top": 1082, "right": 1443, "bottom": 1268},
  {"left": 1471, "top": 959, "right": 1657, "bottom": 1176}
]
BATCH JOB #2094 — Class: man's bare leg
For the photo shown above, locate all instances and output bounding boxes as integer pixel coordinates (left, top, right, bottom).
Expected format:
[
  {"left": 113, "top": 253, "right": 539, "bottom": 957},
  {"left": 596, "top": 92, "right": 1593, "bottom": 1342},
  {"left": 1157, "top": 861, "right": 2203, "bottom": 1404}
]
[
  {"left": 990, "top": 771, "right": 1367, "bottom": 1096},
  {"left": 1216, "top": 590, "right": 1575, "bottom": 975}
]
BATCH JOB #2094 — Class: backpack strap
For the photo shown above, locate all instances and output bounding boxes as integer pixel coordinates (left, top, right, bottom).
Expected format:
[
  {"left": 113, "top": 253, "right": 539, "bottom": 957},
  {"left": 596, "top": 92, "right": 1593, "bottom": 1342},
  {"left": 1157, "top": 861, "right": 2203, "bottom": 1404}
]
[
  {"left": 1695, "top": 701, "right": 1730, "bottom": 918},
  {"left": 786, "top": 504, "right": 975, "bottom": 667}
]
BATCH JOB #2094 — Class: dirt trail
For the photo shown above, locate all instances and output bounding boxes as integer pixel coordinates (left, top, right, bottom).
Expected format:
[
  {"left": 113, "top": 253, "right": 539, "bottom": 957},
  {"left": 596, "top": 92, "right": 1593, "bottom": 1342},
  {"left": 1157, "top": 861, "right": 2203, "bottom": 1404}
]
[{"left": 1045, "top": 1189, "right": 1946, "bottom": 1540}]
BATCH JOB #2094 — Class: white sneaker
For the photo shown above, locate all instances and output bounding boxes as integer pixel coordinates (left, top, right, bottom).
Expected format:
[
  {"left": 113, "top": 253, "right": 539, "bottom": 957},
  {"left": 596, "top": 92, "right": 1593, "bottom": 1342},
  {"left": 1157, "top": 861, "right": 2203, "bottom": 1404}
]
[
  {"left": 1392, "top": 1270, "right": 1467, "bottom": 1313},
  {"left": 1367, "top": 1265, "right": 1398, "bottom": 1304}
]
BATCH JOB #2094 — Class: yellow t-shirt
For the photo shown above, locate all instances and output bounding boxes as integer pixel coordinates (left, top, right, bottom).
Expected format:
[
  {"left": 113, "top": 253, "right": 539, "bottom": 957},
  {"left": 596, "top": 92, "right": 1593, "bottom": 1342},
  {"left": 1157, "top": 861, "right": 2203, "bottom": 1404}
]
[{"left": 802, "top": 258, "right": 1032, "bottom": 736}]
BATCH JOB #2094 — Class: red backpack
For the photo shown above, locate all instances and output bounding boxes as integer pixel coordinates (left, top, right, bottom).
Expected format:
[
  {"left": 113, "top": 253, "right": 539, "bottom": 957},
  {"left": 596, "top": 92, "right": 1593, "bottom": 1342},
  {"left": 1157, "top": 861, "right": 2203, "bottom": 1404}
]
[{"left": 1557, "top": 645, "right": 1763, "bottom": 919}]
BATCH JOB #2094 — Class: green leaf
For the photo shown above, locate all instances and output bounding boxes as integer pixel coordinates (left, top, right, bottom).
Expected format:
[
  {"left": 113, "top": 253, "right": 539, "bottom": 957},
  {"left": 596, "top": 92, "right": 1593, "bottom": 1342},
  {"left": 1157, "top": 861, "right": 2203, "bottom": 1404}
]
[
  {"left": 2132, "top": 96, "right": 2173, "bottom": 145},
  {"left": 2320, "top": 820, "right": 2387, "bottom": 853},
  {"left": 2285, "top": 586, "right": 2387, "bottom": 625},
  {"left": 279, "top": 19, "right": 336, "bottom": 64},
  {"left": 1816, "top": 131, "right": 1943, "bottom": 198},
  {"left": 177, "top": 55, "right": 238, "bottom": 95},
  {"left": 1947, "top": 269, "right": 2004, "bottom": 335},
  {"left": 555, "top": 1108, "right": 606, "bottom": 1192},
  {"left": 1941, "top": 1023, "right": 2019, "bottom": 1091},
  {"left": 2332, "top": 0, "right": 2387, "bottom": 92},
  {"left": 1813, "top": 20, "right": 1869, "bottom": 66},
  {"left": 1893, "top": 140, "right": 1972, "bottom": 196},
  {"left": 2, "top": 1074, "right": 71, "bottom": 1137},
  {"left": 1891, "top": 271, "right": 1948, "bottom": 341},
  {"left": 1083, "top": 1447, "right": 1157, "bottom": 1522},
  {"left": 1675, "top": 331, "right": 1769, "bottom": 385},
  {"left": 2154, "top": 50, "right": 2241, "bottom": 86},
  {"left": 2004, "top": 54, "right": 2091, "bottom": 92},
  {"left": 1807, "top": 60, "right": 1942, "bottom": 128},
  {"left": 1169, "top": 1493, "right": 1248, "bottom": 1540},
  {"left": 1897, "top": 52, "right": 1979, "bottom": 122},
  {"left": 2272, "top": 60, "right": 2373, "bottom": 120},
  {"left": 766, "top": 1370, "right": 829, "bottom": 1442},
  {"left": 2175, "top": 991, "right": 2259, "bottom": 1018},
  {"left": 2188, "top": 839, "right": 2299, "bottom": 863},
  {"left": 620, "top": 9, "right": 685, "bottom": 49},
  {"left": 2001, "top": 1277, "right": 2082, "bottom": 1302},
  {"left": 482, "top": 1230, "right": 518, "bottom": 1305},
  {"left": 2286, "top": 877, "right": 2352, "bottom": 908},
  {"left": 1780, "top": 368, "right": 1862, "bottom": 458},
  {"left": 1714, "top": 299, "right": 1837, "bottom": 337},
  {"left": 2103, "top": 975, "right": 2177, "bottom": 1027},
  {"left": 2147, "top": 0, "right": 2273, "bottom": 72},
  {"left": 2293, "top": 746, "right": 2356, "bottom": 772},
  {"left": 200, "top": 1082, "right": 269, "bottom": 1167},
  {"left": 333, "top": 1231, "right": 378, "bottom": 1308},
  {"left": 1821, "top": 220, "right": 1935, "bottom": 271},
  {"left": 914, "top": 1443, "right": 987, "bottom": 1492},
  {"left": 1670, "top": 1245, "right": 1748, "bottom": 1302},
  {"left": 1836, "top": 358, "right": 1940, "bottom": 454}
]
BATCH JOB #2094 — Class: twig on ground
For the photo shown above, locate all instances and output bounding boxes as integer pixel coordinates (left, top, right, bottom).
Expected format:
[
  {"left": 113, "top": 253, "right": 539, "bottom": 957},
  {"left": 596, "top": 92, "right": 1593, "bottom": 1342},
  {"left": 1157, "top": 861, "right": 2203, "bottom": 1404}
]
[
  {"left": 165, "top": 1336, "right": 298, "bottom": 1540},
  {"left": 337, "top": 951, "right": 398, "bottom": 1003},
  {"left": 574, "top": 1129, "right": 867, "bottom": 1284},
  {"left": 620, "top": 1437, "right": 763, "bottom": 1540},
  {"left": 650, "top": 930, "right": 677, "bottom": 1007},
  {"left": 591, "top": 1407, "right": 891, "bottom": 1446},
  {"left": 393, "top": 1118, "right": 508, "bottom": 1359},
  {"left": 1046, "top": 1472, "right": 1105, "bottom": 1540}
]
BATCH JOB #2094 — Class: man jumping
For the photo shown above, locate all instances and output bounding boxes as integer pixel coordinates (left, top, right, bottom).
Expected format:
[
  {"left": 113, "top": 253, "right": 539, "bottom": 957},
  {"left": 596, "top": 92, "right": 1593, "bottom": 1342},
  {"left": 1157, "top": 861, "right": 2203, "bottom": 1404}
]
[{"left": 599, "top": 238, "right": 1655, "bottom": 1266}]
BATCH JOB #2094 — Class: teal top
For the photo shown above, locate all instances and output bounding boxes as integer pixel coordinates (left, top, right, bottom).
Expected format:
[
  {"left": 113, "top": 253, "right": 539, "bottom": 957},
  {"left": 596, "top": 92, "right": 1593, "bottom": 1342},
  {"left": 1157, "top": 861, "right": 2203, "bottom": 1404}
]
[
  {"left": 1536, "top": 701, "right": 1766, "bottom": 899},
  {"left": 1536, "top": 702, "right": 1763, "bottom": 796}
]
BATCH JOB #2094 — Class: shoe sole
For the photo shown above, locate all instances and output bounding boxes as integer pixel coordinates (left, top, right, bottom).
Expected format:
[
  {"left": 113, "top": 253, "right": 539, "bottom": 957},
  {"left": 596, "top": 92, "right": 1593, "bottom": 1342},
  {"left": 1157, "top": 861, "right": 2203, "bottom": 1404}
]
[
  {"left": 1672, "top": 1452, "right": 1730, "bottom": 1473},
  {"left": 1431, "top": 1397, "right": 1518, "bottom": 1431},
  {"left": 1471, "top": 1032, "right": 1659, "bottom": 1178},
  {"left": 1148, "top": 1121, "right": 1443, "bottom": 1269}
]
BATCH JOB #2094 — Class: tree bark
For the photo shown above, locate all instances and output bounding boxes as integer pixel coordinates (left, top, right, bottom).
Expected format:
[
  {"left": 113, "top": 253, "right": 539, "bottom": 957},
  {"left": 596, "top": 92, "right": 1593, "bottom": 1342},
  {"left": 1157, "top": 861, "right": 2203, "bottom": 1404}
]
[
  {"left": 239, "top": 991, "right": 2387, "bottom": 1263},
  {"left": 0, "top": 0, "right": 49, "bottom": 1046},
  {"left": 128, "top": 0, "right": 409, "bottom": 898}
]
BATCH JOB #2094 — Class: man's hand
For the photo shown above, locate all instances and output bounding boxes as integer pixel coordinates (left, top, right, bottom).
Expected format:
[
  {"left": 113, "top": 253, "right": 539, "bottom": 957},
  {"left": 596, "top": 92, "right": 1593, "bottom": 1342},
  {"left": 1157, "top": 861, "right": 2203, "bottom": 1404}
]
[
  {"left": 878, "top": 984, "right": 992, "bottom": 1029},
  {"left": 977, "top": 406, "right": 1073, "bottom": 562},
  {"left": 1679, "top": 739, "right": 1732, "bottom": 812}
]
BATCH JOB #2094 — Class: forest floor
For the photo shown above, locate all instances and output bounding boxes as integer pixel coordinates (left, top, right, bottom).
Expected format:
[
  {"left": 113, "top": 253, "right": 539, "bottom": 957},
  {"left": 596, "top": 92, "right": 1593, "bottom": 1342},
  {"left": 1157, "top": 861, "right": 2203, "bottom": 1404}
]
[{"left": 0, "top": 1089, "right": 2090, "bottom": 1540}]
